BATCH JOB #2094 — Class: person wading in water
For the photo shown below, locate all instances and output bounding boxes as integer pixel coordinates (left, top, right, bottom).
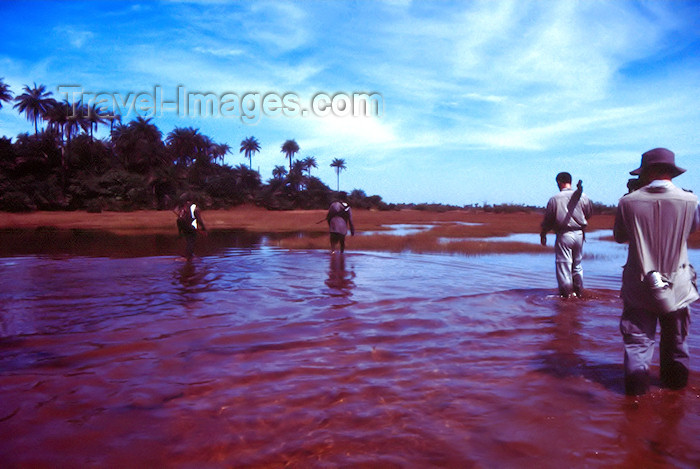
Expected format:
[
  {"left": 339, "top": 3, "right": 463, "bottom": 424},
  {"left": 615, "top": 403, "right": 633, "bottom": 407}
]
[
  {"left": 614, "top": 148, "right": 699, "bottom": 395},
  {"left": 540, "top": 172, "right": 593, "bottom": 298},
  {"left": 326, "top": 195, "right": 355, "bottom": 254},
  {"left": 176, "top": 197, "right": 207, "bottom": 259}
]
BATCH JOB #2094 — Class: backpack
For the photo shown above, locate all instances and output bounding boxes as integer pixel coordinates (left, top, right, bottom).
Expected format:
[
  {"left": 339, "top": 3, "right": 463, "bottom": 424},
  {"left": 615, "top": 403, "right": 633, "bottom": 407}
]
[
  {"left": 176, "top": 204, "right": 196, "bottom": 234},
  {"left": 327, "top": 201, "right": 350, "bottom": 222}
]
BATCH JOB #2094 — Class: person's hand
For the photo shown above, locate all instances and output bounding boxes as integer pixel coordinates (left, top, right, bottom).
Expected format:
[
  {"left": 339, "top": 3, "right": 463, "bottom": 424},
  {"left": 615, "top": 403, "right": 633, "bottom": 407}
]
[{"left": 540, "top": 232, "right": 547, "bottom": 246}]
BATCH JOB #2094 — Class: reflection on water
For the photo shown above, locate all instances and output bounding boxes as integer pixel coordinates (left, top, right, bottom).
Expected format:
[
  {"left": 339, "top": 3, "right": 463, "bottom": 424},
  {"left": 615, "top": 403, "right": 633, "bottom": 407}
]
[
  {"left": 361, "top": 223, "right": 434, "bottom": 236},
  {"left": 0, "top": 230, "right": 699, "bottom": 467},
  {"left": 324, "top": 253, "right": 356, "bottom": 298},
  {"left": 0, "top": 227, "right": 264, "bottom": 258},
  {"left": 363, "top": 222, "right": 484, "bottom": 236}
]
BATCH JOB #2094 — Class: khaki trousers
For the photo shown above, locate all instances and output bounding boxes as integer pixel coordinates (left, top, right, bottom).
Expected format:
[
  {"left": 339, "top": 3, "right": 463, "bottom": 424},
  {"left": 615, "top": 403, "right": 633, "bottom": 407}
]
[{"left": 554, "top": 230, "right": 584, "bottom": 296}]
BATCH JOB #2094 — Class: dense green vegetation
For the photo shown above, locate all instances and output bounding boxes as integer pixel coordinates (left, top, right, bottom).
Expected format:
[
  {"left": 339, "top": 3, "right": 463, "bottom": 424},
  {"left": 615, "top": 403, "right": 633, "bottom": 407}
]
[{"left": 0, "top": 81, "right": 390, "bottom": 212}]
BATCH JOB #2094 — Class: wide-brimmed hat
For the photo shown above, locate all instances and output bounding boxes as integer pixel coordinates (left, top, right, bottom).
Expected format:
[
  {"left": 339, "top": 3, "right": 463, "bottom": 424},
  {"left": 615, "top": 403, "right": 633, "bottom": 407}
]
[{"left": 630, "top": 148, "right": 686, "bottom": 177}]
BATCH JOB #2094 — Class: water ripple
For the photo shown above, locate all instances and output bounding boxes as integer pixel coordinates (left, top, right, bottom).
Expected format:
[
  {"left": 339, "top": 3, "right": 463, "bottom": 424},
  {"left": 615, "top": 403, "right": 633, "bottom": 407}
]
[{"left": 0, "top": 235, "right": 699, "bottom": 467}]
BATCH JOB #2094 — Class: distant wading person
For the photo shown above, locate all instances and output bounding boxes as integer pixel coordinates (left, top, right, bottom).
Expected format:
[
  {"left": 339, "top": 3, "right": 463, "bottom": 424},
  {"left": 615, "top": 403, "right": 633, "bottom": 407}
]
[
  {"left": 614, "top": 148, "right": 699, "bottom": 395},
  {"left": 540, "top": 172, "right": 593, "bottom": 298},
  {"left": 326, "top": 196, "right": 355, "bottom": 253},
  {"left": 176, "top": 197, "right": 207, "bottom": 259}
]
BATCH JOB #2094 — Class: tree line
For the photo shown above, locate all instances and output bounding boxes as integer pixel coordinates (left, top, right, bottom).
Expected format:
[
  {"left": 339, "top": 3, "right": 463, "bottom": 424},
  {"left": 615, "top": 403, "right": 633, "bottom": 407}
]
[{"left": 0, "top": 80, "right": 389, "bottom": 212}]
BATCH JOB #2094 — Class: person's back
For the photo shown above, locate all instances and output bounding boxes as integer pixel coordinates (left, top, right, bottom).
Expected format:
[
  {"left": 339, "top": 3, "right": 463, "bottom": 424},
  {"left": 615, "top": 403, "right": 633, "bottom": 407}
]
[
  {"left": 544, "top": 187, "right": 591, "bottom": 232},
  {"left": 177, "top": 202, "right": 196, "bottom": 235},
  {"left": 326, "top": 199, "right": 354, "bottom": 253},
  {"left": 614, "top": 147, "right": 699, "bottom": 395},
  {"left": 615, "top": 181, "right": 699, "bottom": 310},
  {"left": 327, "top": 201, "right": 351, "bottom": 235}
]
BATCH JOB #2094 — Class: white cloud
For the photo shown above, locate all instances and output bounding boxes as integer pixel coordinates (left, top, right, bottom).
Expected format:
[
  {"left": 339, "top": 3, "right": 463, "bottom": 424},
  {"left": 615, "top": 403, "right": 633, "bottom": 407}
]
[
  {"left": 314, "top": 115, "right": 396, "bottom": 146},
  {"left": 53, "top": 26, "right": 94, "bottom": 49},
  {"left": 446, "top": 0, "right": 676, "bottom": 104},
  {"left": 245, "top": 1, "right": 309, "bottom": 53},
  {"left": 462, "top": 93, "right": 507, "bottom": 104},
  {"left": 193, "top": 47, "right": 244, "bottom": 58}
]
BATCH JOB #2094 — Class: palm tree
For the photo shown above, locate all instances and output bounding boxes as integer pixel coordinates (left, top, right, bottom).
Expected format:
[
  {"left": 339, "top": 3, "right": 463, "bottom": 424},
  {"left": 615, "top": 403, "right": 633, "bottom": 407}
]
[
  {"left": 290, "top": 159, "right": 307, "bottom": 191},
  {"left": 240, "top": 136, "right": 260, "bottom": 170},
  {"left": 272, "top": 165, "right": 287, "bottom": 180},
  {"left": 86, "top": 103, "right": 107, "bottom": 139},
  {"left": 212, "top": 143, "right": 230, "bottom": 165},
  {"left": 330, "top": 158, "right": 346, "bottom": 191},
  {"left": 232, "top": 164, "right": 262, "bottom": 196},
  {"left": 110, "top": 120, "right": 128, "bottom": 143},
  {"left": 45, "top": 100, "right": 69, "bottom": 143},
  {"left": 76, "top": 103, "right": 92, "bottom": 136},
  {"left": 64, "top": 104, "right": 83, "bottom": 146},
  {"left": 131, "top": 116, "right": 163, "bottom": 143},
  {"left": 166, "top": 126, "right": 201, "bottom": 167},
  {"left": 0, "top": 78, "right": 13, "bottom": 110},
  {"left": 196, "top": 134, "right": 216, "bottom": 167},
  {"left": 106, "top": 113, "right": 122, "bottom": 133},
  {"left": 302, "top": 156, "right": 317, "bottom": 177},
  {"left": 114, "top": 116, "right": 165, "bottom": 172},
  {"left": 45, "top": 100, "right": 82, "bottom": 149},
  {"left": 43, "top": 99, "right": 82, "bottom": 189},
  {"left": 13, "top": 83, "right": 54, "bottom": 134},
  {"left": 281, "top": 139, "right": 299, "bottom": 173}
]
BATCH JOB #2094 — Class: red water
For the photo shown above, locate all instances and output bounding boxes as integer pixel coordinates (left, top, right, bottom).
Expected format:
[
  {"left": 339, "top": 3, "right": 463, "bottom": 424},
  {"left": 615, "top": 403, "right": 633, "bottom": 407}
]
[{"left": 1, "top": 230, "right": 699, "bottom": 467}]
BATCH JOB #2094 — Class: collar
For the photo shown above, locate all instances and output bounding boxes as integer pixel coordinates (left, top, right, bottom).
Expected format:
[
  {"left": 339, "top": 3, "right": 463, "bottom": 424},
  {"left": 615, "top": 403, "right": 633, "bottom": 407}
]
[{"left": 647, "top": 180, "right": 674, "bottom": 189}]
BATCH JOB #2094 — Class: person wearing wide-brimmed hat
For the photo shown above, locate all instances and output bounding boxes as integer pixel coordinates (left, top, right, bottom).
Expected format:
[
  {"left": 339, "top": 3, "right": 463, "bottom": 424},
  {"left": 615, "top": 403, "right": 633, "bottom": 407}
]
[
  {"left": 614, "top": 148, "right": 700, "bottom": 395},
  {"left": 540, "top": 172, "right": 593, "bottom": 298}
]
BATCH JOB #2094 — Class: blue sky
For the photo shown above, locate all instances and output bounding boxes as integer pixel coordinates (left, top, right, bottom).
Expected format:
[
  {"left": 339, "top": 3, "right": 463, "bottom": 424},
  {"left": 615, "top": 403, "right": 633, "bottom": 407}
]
[{"left": 1, "top": 0, "right": 699, "bottom": 206}]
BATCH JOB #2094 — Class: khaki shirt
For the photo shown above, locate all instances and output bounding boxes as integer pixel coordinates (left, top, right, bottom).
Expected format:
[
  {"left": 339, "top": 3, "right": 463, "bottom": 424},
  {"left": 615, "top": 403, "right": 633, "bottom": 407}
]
[
  {"left": 614, "top": 180, "right": 699, "bottom": 310},
  {"left": 541, "top": 188, "right": 592, "bottom": 233}
]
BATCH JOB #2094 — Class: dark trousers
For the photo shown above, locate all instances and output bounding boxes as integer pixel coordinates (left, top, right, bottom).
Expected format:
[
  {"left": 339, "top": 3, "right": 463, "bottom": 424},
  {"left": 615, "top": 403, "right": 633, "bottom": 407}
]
[
  {"left": 620, "top": 305, "right": 690, "bottom": 395},
  {"left": 330, "top": 232, "right": 346, "bottom": 253},
  {"left": 184, "top": 232, "right": 197, "bottom": 258}
]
